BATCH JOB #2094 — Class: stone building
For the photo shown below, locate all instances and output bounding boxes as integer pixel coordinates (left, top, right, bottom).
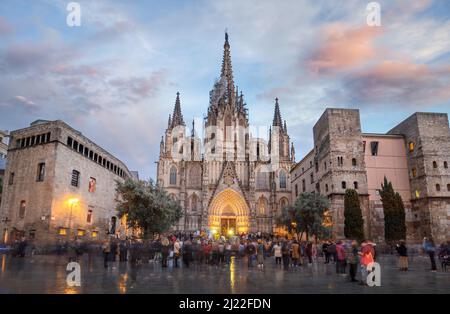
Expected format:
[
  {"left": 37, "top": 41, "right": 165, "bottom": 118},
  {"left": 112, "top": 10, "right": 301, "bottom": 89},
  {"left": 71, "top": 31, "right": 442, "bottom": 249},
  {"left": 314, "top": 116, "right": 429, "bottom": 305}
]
[
  {"left": 0, "top": 130, "right": 8, "bottom": 205},
  {"left": 0, "top": 120, "right": 134, "bottom": 244},
  {"left": 157, "top": 33, "right": 294, "bottom": 235},
  {"left": 291, "top": 108, "right": 450, "bottom": 243}
]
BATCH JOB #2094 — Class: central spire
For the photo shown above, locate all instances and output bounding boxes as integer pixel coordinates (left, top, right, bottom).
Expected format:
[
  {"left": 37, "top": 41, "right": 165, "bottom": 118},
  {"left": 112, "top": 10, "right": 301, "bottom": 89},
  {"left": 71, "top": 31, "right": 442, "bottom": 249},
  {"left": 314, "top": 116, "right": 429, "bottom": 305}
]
[
  {"left": 171, "top": 92, "right": 185, "bottom": 128},
  {"left": 220, "top": 31, "right": 234, "bottom": 94},
  {"left": 272, "top": 98, "right": 283, "bottom": 128}
]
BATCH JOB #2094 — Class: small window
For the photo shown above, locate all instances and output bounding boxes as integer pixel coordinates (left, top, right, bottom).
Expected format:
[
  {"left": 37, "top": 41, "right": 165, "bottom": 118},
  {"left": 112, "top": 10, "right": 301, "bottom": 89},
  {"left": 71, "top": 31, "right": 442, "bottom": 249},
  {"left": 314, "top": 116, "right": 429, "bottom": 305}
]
[
  {"left": 354, "top": 181, "right": 358, "bottom": 189},
  {"left": 67, "top": 137, "right": 73, "bottom": 147},
  {"left": 279, "top": 170, "right": 287, "bottom": 189},
  {"left": 325, "top": 184, "right": 329, "bottom": 192},
  {"left": 302, "top": 179, "right": 306, "bottom": 192},
  {"left": 45, "top": 132, "right": 50, "bottom": 142},
  {"left": 58, "top": 227, "right": 67, "bottom": 236},
  {"left": 436, "top": 184, "right": 440, "bottom": 192},
  {"left": 341, "top": 181, "right": 347, "bottom": 189},
  {"left": 19, "top": 200, "right": 26, "bottom": 219},
  {"left": 77, "top": 229, "right": 86, "bottom": 237},
  {"left": 78, "top": 144, "right": 84, "bottom": 154},
  {"left": 370, "top": 141, "right": 379, "bottom": 156},
  {"left": 352, "top": 158, "right": 357, "bottom": 166},
  {"left": 412, "top": 168, "right": 417, "bottom": 178},
  {"left": 8, "top": 172, "right": 14, "bottom": 185},
  {"left": 91, "top": 231, "right": 98, "bottom": 238},
  {"left": 315, "top": 162, "right": 318, "bottom": 172},
  {"left": 73, "top": 140, "right": 79, "bottom": 151},
  {"left": 415, "top": 190, "right": 420, "bottom": 198},
  {"left": 337, "top": 156, "right": 343, "bottom": 166},
  {"left": 447, "top": 184, "right": 450, "bottom": 192},
  {"left": 36, "top": 162, "right": 45, "bottom": 182},
  {"left": 324, "top": 162, "right": 327, "bottom": 171},
  {"left": 362, "top": 141, "right": 366, "bottom": 153},
  {"left": 170, "top": 166, "right": 177, "bottom": 185},
  {"left": 88, "top": 177, "right": 96, "bottom": 193},
  {"left": 433, "top": 161, "right": 437, "bottom": 168},
  {"left": 89, "top": 150, "right": 94, "bottom": 159},
  {"left": 444, "top": 161, "right": 448, "bottom": 169},
  {"left": 295, "top": 184, "right": 298, "bottom": 197},
  {"left": 71, "top": 170, "right": 80, "bottom": 187},
  {"left": 87, "top": 207, "right": 93, "bottom": 223},
  {"left": 310, "top": 173, "right": 314, "bottom": 184},
  {"left": 315, "top": 183, "right": 320, "bottom": 193},
  {"left": 408, "top": 142, "right": 414, "bottom": 152},
  {"left": 84, "top": 147, "right": 89, "bottom": 157}
]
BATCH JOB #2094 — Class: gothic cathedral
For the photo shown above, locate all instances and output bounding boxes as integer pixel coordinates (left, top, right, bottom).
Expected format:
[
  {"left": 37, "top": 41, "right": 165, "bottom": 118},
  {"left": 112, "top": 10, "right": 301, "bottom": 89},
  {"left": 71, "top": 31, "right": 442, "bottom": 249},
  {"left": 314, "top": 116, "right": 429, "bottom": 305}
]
[{"left": 157, "top": 33, "right": 295, "bottom": 235}]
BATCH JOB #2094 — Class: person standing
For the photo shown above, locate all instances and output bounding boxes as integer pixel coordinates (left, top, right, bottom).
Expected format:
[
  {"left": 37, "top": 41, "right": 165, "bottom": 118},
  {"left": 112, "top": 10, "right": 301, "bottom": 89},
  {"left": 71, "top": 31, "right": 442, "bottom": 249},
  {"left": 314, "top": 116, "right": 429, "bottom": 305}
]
[
  {"left": 336, "top": 240, "right": 347, "bottom": 274},
  {"left": 119, "top": 240, "right": 128, "bottom": 262},
  {"left": 359, "top": 240, "right": 374, "bottom": 285},
  {"left": 273, "top": 242, "right": 282, "bottom": 266},
  {"left": 257, "top": 239, "right": 265, "bottom": 268},
  {"left": 396, "top": 240, "right": 408, "bottom": 271},
  {"left": 423, "top": 237, "right": 437, "bottom": 272},
  {"left": 245, "top": 240, "right": 256, "bottom": 267},
  {"left": 291, "top": 240, "right": 300, "bottom": 267},
  {"left": 306, "top": 242, "right": 313, "bottom": 264},
  {"left": 183, "top": 239, "right": 193, "bottom": 268},
  {"left": 102, "top": 239, "right": 110, "bottom": 269},
  {"left": 347, "top": 240, "right": 359, "bottom": 282},
  {"left": 173, "top": 239, "right": 181, "bottom": 268},
  {"left": 322, "top": 241, "right": 330, "bottom": 264},
  {"left": 161, "top": 237, "right": 170, "bottom": 268}
]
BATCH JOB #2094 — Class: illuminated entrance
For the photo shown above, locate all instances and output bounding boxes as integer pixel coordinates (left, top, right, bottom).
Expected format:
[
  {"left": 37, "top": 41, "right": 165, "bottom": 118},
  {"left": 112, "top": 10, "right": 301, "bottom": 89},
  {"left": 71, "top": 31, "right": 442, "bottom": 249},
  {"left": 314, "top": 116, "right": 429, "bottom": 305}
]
[{"left": 208, "top": 188, "right": 249, "bottom": 234}]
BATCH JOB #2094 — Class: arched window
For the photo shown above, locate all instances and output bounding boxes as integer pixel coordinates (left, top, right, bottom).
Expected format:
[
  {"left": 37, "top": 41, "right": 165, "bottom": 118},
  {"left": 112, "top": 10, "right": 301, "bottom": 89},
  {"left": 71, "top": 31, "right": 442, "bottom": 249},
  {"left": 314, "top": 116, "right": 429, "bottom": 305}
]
[
  {"left": 279, "top": 170, "right": 287, "bottom": 189},
  {"left": 436, "top": 184, "right": 441, "bottom": 192},
  {"left": 169, "top": 166, "right": 177, "bottom": 185},
  {"left": 258, "top": 196, "right": 268, "bottom": 216},
  {"left": 279, "top": 198, "right": 288, "bottom": 211},
  {"left": 352, "top": 158, "right": 357, "bottom": 166},
  {"left": 444, "top": 161, "right": 448, "bottom": 169},
  {"left": 433, "top": 161, "right": 437, "bottom": 168},
  {"left": 190, "top": 194, "right": 198, "bottom": 212},
  {"left": 19, "top": 200, "right": 26, "bottom": 219}
]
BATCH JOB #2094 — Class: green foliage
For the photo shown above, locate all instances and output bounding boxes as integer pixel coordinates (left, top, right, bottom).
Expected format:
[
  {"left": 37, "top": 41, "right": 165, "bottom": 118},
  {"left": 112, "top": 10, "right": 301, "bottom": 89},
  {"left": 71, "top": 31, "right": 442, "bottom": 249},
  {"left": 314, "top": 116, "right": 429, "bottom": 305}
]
[
  {"left": 115, "top": 179, "right": 182, "bottom": 238},
  {"left": 278, "top": 192, "right": 331, "bottom": 240},
  {"left": 344, "top": 189, "right": 364, "bottom": 241},
  {"left": 379, "top": 176, "right": 406, "bottom": 243}
]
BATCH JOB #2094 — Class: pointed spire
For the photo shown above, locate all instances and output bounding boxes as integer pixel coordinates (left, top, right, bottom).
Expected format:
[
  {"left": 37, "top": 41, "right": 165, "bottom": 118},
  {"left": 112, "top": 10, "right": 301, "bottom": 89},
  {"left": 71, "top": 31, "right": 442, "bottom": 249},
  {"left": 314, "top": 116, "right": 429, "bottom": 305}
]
[
  {"left": 291, "top": 142, "right": 295, "bottom": 162},
  {"left": 284, "top": 120, "right": 287, "bottom": 133},
  {"left": 171, "top": 92, "right": 185, "bottom": 128},
  {"left": 272, "top": 98, "right": 283, "bottom": 127},
  {"left": 167, "top": 114, "right": 172, "bottom": 128},
  {"left": 191, "top": 118, "right": 195, "bottom": 137},
  {"left": 220, "top": 31, "right": 234, "bottom": 93},
  {"left": 160, "top": 136, "right": 165, "bottom": 156}
]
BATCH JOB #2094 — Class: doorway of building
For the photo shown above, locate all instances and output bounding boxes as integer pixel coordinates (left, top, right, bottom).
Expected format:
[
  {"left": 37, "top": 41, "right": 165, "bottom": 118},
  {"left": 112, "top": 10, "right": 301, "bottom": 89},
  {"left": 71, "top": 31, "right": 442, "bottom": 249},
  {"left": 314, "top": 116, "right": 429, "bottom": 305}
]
[{"left": 220, "top": 217, "right": 236, "bottom": 236}]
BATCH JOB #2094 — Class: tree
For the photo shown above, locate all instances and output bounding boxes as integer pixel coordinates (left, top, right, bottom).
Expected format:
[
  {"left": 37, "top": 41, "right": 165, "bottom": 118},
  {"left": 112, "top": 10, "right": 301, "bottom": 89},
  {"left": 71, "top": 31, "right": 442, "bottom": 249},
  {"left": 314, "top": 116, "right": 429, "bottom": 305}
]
[
  {"left": 116, "top": 179, "right": 182, "bottom": 239},
  {"left": 278, "top": 192, "right": 330, "bottom": 241},
  {"left": 379, "top": 176, "right": 406, "bottom": 243},
  {"left": 344, "top": 189, "right": 364, "bottom": 241}
]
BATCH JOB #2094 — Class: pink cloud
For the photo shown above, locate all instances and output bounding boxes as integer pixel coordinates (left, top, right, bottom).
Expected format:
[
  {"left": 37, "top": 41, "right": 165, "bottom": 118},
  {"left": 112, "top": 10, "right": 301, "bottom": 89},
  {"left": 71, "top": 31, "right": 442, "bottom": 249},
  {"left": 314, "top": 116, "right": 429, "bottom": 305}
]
[
  {"left": 0, "top": 16, "right": 14, "bottom": 36},
  {"left": 307, "top": 23, "right": 382, "bottom": 74}
]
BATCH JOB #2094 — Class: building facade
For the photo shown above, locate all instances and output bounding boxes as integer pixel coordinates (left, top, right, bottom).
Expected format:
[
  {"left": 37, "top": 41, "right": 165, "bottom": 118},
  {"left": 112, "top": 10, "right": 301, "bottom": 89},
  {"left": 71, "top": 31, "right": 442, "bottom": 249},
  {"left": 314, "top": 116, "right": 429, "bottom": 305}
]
[
  {"left": 157, "top": 33, "right": 294, "bottom": 235},
  {"left": 0, "top": 130, "right": 8, "bottom": 205},
  {"left": 291, "top": 109, "right": 450, "bottom": 243},
  {"left": 0, "top": 120, "right": 133, "bottom": 244}
]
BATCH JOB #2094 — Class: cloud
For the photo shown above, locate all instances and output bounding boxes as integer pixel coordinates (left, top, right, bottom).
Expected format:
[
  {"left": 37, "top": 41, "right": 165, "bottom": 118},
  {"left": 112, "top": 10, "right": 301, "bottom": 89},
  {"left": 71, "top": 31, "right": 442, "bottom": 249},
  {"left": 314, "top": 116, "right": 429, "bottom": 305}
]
[
  {"left": 0, "top": 16, "right": 14, "bottom": 36},
  {"left": 330, "top": 60, "right": 450, "bottom": 107},
  {"left": 4, "top": 95, "right": 39, "bottom": 111},
  {"left": 306, "top": 23, "right": 382, "bottom": 74}
]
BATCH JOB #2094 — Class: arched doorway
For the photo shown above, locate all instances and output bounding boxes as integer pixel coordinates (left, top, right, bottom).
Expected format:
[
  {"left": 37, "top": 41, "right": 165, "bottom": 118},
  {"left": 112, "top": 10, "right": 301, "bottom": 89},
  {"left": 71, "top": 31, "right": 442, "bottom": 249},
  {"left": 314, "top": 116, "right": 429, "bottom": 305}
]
[{"left": 208, "top": 188, "right": 249, "bottom": 235}]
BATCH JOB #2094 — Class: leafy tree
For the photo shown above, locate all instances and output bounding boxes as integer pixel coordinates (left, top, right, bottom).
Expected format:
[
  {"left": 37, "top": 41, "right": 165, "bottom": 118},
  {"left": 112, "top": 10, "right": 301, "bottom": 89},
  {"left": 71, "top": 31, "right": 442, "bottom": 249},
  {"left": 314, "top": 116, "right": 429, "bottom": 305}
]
[
  {"left": 344, "top": 189, "right": 364, "bottom": 241},
  {"left": 116, "top": 179, "right": 182, "bottom": 239},
  {"left": 379, "top": 176, "right": 406, "bottom": 243},
  {"left": 278, "top": 192, "right": 330, "bottom": 241}
]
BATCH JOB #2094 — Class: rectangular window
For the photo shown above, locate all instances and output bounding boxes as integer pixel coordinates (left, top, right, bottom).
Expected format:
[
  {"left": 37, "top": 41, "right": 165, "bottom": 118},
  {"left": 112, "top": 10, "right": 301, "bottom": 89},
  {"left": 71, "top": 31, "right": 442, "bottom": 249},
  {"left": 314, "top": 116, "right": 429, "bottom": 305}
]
[
  {"left": 78, "top": 144, "right": 84, "bottom": 154},
  {"left": 36, "top": 162, "right": 45, "bottom": 182},
  {"left": 77, "top": 229, "right": 86, "bottom": 237},
  {"left": 19, "top": 200, "right": 26, "bottom": 219},
  {"left": 295, "top": 184, "right": 298, "bottom": 197},
  {"left": 370, "top": 141, "right": 379, "bottom": 156},
  {"left": 302, "top": 179, "right": 306, "bottom": 192},
  {"left": 362, "top": 141, "right": 366, "bottom": 153},
  {"left": 87, "top": 207, "right": 93, "bottom": 223},
  {"left": 84, "top": 147, "right": 89, "bottom": 157},
  {"left": 45, "top": 132, "right": 50, "bottom": 142},
  {"left": 88, "top": 177, "right": 96, "bottom": 193},
  {"left": 9, "top": 172, "right": 14, "bottom": 185},
  {"left": 71, "top": 170, "right": 80, "bottom": 187},
  {"left": 67, "top": 137, "right": 73, "bottom": 147},
  {"left": 58, "top": 227, "right": 67, "bottom": 236},
  {"left": 342, "top": 181, "right": 347, "bottom": 189},
  {"left": 73, "top": 140, "right": 79, "bottom": 151},
  {"left": 310, "top": 173, "right": 314, "bottom": 184},
  {"left": 91, "top": 230, "right": 98, "bottom": 238}
]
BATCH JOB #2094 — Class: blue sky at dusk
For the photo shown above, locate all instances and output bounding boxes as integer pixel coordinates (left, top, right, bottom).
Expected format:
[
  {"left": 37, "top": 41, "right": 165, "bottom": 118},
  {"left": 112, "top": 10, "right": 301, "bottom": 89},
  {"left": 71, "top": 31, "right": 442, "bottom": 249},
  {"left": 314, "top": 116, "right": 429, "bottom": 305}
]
[{"left": 0, "top": 0, "right": 449, "bottom": 179}]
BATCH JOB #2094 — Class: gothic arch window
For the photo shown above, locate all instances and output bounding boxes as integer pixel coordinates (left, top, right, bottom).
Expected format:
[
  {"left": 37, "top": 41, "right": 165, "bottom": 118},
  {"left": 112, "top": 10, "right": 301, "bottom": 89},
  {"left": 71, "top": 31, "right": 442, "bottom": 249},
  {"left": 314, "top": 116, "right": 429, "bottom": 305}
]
[
  {"left": 169, "top": 166, "right": 177, "bottom": 185},
  {"left": 258, "top": 196, "right": 268, "bottom": 216},
  {"left": 279, "top": 197, "right": 289, "bottom": 211},
  {"left": 188, "top": 164, "right": 202, "bottom": 187},
  {"left": 190, "top": 194, "right": 199, "bottom": 212},
  {"left": 279, "top": 170, "right": 287, "bottom": 189}
]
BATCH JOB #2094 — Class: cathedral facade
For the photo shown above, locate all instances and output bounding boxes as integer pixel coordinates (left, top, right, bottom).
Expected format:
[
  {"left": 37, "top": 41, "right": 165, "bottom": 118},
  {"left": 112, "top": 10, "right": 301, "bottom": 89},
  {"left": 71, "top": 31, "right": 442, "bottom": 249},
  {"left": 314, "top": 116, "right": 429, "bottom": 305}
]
[{"left": 157, "top": 33, "right": 294, "bottom": 235}]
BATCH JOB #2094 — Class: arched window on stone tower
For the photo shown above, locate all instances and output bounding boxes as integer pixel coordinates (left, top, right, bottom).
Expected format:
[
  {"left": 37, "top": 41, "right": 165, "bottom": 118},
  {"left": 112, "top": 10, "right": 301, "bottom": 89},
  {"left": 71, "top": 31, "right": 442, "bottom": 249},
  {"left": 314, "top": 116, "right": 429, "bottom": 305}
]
[
  {"left": 169, "top": 166, "right": 177, "bottom": 185},
  {"left": 258, "top": 196, "right": 268, "bottom": 216},
  {"left": 190, "top": 194, "right": 199, "bottom": 212},
  {"left": 279, "top": 170, "right": 287, "bottom": 189}
]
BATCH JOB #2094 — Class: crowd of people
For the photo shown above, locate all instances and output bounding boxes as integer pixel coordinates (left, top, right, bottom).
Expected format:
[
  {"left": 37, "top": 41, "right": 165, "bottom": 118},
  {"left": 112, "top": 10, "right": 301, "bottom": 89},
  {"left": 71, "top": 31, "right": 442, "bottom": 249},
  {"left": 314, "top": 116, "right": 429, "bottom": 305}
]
[{"left": 8, "top": 233, "right": 450, "bottom": 285}]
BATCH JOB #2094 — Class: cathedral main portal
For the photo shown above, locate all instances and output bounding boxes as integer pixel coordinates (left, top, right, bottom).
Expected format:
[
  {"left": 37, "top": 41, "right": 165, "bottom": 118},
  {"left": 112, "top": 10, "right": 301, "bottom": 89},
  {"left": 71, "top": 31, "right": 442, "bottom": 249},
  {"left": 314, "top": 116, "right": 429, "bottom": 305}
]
[{"left": 208, "top": 189, "right": 249, "bottom": 235}]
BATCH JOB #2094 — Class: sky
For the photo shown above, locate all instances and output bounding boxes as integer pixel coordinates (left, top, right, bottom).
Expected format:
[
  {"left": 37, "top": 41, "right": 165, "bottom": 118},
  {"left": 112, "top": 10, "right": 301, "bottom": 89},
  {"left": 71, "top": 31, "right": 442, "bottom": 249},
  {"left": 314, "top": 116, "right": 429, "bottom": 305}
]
[{"left": 0, "top": 0, "right": 449, "bottom": 180}]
